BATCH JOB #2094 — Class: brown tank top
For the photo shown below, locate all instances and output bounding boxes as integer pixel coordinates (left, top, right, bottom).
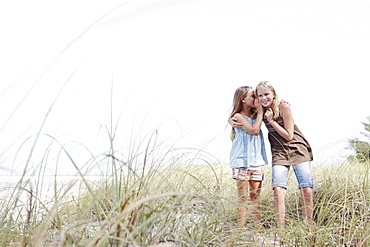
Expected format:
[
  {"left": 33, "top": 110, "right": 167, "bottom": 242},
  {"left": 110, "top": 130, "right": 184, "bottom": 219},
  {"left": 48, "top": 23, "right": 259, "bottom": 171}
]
[{"left": 264, "top": 116, "right": 313, "bottom": 166}]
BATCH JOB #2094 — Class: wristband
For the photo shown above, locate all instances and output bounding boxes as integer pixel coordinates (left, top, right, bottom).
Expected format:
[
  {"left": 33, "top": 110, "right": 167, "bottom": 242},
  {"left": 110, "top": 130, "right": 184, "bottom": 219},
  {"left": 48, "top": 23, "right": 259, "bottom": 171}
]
[{"left": 269, "top": 120, "right": 275, "bottom": 124}]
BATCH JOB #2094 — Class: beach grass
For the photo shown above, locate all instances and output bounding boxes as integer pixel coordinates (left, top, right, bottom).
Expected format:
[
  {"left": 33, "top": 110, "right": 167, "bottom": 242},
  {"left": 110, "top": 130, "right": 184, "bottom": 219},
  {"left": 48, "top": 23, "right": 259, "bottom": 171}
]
[{"left": 0, "top": 137, "right": 369, "bottom": 246}]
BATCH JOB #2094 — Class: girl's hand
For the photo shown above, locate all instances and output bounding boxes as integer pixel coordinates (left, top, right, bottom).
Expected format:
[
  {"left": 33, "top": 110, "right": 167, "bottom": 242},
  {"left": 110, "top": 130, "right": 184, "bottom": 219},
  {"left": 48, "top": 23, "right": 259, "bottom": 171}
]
[
  {"left": 229, "top": 117, "right": 243, "bottom": 128},
  {"left": 254, "top": 98, "right": 261, "bottom": 108},
  {"left": 280, "top": 99, "right": 290, "bottom": 105},
  {"left": 265, "top": 108, "right": 273, "bottom": 122},
  {"left": 254, "top": 99, "right": 264, "bottom": 114}
]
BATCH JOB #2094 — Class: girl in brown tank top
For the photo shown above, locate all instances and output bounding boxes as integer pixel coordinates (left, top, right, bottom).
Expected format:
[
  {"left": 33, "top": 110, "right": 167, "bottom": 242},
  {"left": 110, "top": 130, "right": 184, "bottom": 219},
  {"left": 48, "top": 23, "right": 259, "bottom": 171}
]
[
  {"left": 263, "top": 115, "right": 313, "bottom": 166},
  {"left": 256, "top": 81, "right": 314, "bottom": 234}
]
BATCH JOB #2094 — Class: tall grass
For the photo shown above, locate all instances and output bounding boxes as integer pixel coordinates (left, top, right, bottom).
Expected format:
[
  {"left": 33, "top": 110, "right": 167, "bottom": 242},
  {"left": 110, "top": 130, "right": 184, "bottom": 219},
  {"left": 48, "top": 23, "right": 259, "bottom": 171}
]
[{"left": 1, "top": 129, "right": 369, "bottom": 246}]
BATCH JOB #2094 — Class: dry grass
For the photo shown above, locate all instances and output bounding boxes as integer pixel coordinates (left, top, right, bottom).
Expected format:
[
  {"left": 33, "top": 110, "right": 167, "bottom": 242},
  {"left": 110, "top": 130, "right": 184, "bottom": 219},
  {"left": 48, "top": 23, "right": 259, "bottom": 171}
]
[{"left": 1, "top": 135, "right": 369, "bottom": 246}]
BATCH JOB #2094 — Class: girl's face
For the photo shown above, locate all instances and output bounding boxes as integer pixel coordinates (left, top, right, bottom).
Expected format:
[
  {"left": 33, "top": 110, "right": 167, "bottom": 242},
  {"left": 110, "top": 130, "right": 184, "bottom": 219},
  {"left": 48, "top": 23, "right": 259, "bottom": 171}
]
[
  {"left": 257, "top": 86, "right": 274, "bottom": 108},
  {"left": 243, "top": 90, "right": 256, "bottom": 107}
]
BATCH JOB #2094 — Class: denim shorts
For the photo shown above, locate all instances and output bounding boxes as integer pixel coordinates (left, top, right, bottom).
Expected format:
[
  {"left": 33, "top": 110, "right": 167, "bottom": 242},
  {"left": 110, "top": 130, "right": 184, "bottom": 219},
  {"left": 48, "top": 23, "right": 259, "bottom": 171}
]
[{"left": 272, "top": 161, "right": 314, "bottom": 189}]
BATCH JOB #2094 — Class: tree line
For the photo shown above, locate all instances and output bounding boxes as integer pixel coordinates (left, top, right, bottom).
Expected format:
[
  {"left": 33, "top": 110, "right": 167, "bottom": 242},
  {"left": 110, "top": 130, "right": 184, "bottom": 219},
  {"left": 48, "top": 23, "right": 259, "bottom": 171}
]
[{"left": 347, "top": 116, "right": 370, "bottom": 162}]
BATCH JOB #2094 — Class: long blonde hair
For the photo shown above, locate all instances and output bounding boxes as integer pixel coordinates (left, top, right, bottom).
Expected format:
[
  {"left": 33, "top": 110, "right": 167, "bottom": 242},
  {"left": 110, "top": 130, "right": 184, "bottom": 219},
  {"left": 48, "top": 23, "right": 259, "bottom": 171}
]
[
  {"left": 256, "top": 81, "right": 280, "bottom": 119},
  {"left": 229, "top": 86, "right": 254, "bottom": 140}
]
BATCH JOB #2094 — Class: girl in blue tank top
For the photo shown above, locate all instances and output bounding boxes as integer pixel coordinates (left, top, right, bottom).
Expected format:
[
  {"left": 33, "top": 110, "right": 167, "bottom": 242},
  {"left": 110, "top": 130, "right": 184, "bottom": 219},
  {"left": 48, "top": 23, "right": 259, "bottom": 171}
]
[{"left": 229, "top": 86, "right": 268, "bottom": 231}]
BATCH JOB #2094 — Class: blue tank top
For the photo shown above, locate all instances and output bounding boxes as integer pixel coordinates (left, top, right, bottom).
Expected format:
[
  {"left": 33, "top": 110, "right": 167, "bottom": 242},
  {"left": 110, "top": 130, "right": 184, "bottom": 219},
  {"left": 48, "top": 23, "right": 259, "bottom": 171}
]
[{"left": 229, "top": 116, "right": 268, "bottom": 168}]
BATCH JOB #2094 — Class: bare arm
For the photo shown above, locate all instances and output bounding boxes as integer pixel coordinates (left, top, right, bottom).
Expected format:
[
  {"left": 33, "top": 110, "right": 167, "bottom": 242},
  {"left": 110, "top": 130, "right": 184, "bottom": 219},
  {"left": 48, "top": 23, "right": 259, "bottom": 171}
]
[
  {"left": 265, "top": 103, "right": 294, "bottom": 141},
  {"left": 229, "top": 117, "right": 243, "bottom": 129},
  {"left": 233, "top": 111, "right": 263, "bottom": 136}
]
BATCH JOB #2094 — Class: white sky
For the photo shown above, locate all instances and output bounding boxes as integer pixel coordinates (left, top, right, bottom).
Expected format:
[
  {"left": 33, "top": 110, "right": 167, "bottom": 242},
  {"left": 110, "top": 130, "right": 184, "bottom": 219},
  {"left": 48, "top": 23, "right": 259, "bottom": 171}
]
[{"left": 1, "top": 0, "right": 369, "bottom": 175}]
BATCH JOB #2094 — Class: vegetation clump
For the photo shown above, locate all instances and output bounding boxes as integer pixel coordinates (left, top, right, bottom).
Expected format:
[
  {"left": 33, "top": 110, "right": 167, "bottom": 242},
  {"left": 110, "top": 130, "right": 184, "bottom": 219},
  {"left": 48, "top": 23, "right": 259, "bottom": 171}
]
[
  {"left": 347, "top": 115, "right": 370, "bottom": 163},
  {"left": 1, "top": 134, "right": 369, "bottom": 246}
]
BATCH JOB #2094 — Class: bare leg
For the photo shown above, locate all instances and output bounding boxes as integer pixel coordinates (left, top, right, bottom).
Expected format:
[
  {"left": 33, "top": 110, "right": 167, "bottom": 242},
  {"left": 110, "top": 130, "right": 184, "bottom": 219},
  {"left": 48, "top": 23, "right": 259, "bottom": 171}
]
[
  {"left": 273, "top": 186, "right": 286, "bottom": 228},
  {"left": 300, "top": 187, "right": 313, "bottom": 227},
  {"left": 249, "top": 180, "right": 262, "bottom": 230},
  {"left": 237, "top": 180, "right": 249, "bottom": 228}
]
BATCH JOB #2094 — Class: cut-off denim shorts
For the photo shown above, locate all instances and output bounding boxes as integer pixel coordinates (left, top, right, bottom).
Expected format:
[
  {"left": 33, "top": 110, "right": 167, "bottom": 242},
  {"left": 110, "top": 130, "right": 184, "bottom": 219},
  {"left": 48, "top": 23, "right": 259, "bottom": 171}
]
[{"left": 272, "top": 161, "right": 314, "bottom": 189}]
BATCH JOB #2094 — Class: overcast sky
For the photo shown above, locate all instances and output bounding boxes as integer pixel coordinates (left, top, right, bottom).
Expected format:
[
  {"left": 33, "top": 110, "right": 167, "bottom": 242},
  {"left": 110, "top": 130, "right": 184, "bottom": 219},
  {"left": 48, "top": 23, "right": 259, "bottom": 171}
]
[{"left": 1, "top": 0, "right": 369, "bottom": 175}]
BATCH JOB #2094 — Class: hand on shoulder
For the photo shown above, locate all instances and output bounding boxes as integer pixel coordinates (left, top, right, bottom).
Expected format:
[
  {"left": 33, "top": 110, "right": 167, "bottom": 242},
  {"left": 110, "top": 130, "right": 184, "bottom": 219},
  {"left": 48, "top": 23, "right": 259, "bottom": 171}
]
[
  {"left": 229, "top": 116, "right": 243, "bottom": 128},
  {"left": 279, "top": 99, "right": 293, "bottom": 119},
  {"left": 279, "top": 101, "right": 291, "bottom": 110},
  {"left": 280, "top": 99, "right": 290, "bottom": 106}
]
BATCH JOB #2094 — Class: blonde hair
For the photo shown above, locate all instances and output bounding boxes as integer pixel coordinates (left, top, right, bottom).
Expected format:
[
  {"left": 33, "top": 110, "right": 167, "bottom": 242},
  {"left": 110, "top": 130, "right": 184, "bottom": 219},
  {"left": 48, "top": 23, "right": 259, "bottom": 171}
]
[
  {"left": 256, "top": 81, "right": 280, "bottom": 119},
  {"left": 229, "top": 86, "right": 254, "bottom": 140}
]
